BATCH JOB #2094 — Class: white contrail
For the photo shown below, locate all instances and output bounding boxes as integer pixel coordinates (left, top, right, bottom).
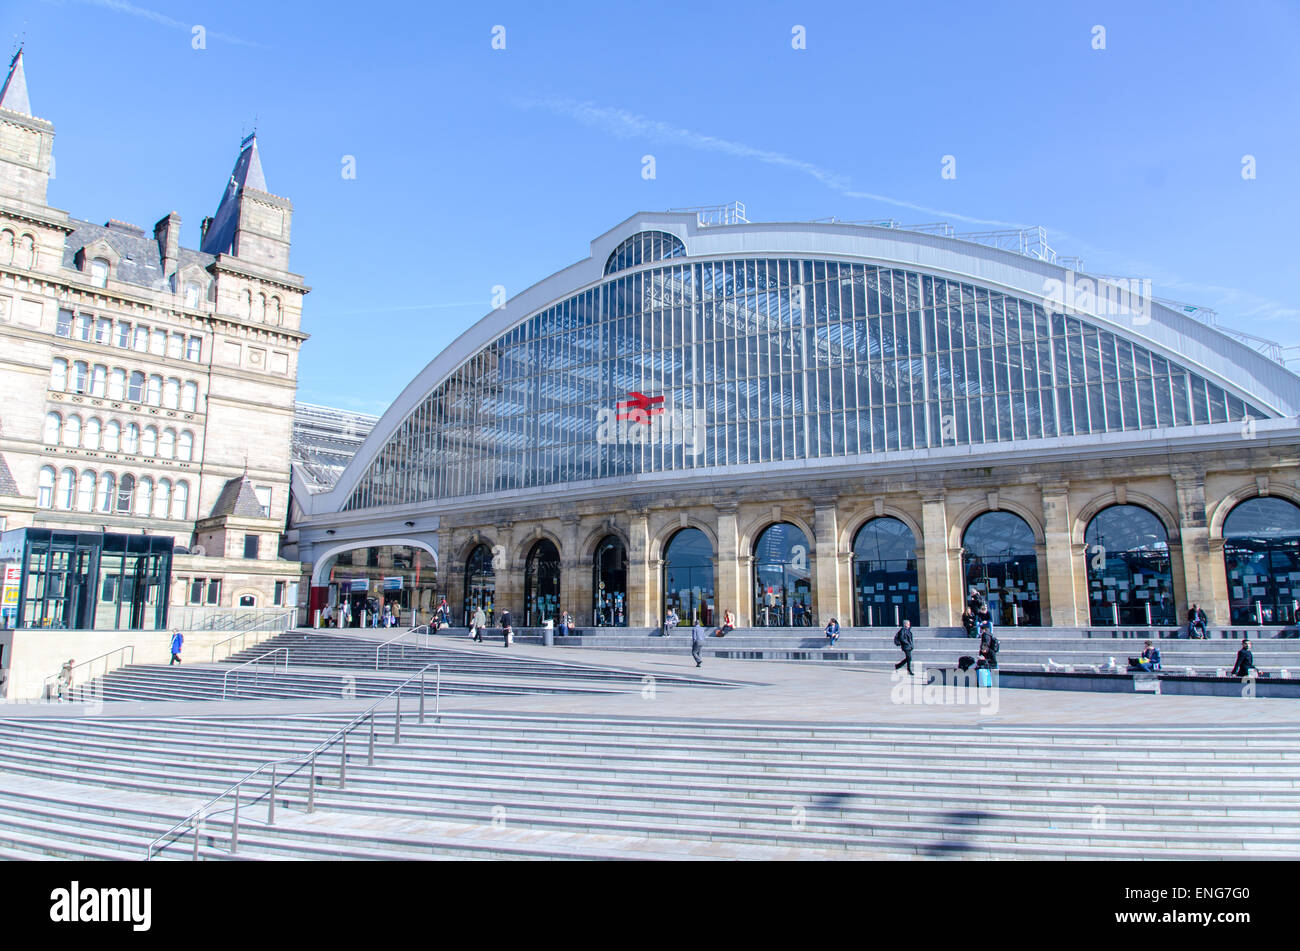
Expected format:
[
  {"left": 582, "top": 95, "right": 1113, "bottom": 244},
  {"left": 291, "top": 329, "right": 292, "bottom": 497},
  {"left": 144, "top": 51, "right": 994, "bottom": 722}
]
[
  {"left": 516, "top": 96, "right": 1029, "bottom": 228},
  {"left": 57, "top": 0, "right": 264, "bottom": 48}
]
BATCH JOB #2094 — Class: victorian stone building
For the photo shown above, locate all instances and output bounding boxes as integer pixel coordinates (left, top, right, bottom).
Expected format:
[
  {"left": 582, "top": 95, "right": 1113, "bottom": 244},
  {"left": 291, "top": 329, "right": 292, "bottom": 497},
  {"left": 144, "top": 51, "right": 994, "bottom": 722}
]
[{"left": 0, "top": 50, "right": 308, "bottom": 628}]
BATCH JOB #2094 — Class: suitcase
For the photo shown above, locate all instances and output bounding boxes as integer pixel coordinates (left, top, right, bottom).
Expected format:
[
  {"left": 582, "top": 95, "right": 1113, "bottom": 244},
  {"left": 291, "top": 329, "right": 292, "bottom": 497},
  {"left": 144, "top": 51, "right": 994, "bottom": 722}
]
[{"left": 977, "top": 668, "right": 992, "bottom": 688}]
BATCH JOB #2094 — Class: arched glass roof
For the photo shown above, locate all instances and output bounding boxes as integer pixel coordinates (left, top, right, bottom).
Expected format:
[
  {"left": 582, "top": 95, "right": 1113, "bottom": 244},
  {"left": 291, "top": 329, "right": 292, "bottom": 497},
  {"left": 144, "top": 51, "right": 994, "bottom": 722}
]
[{"left": 604, "top": 231, "right": 687, "bottom": 275}]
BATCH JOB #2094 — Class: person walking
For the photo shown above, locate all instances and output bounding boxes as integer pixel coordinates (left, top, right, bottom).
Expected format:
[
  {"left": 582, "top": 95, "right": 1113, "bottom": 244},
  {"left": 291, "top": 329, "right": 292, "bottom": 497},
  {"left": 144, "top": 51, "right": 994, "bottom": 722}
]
[
  {"left": 691, "top": 621, "right": 705, "bottom": 668},
  {"left": 1231, "top": 638, "right": 1255, "bottom": 678},
  {"left": 501, "top": 609, "right": 513, "bottom": 648},
  {"left": 824, "top": 617, "right": 840, "bottom": 647},
  {"left": 56, "top": 658, "right": 74, "bottom": 701},
  {"left": 471, "top": 606, "right": 487, "bottom": 643},
  {"left": 169, "top": 630, "right": 183, "bottom": 665},
  {"left": 893, "top": 619, "right": 915, "bottom": 675}
]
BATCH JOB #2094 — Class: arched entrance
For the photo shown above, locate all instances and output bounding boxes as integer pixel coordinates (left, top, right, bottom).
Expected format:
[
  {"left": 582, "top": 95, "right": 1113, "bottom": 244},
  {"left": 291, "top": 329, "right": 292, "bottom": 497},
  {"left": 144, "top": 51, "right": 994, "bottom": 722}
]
[
  {"left": 752, "top": 523, "right": 812, "bottom": 626},
  {"left": 963, "top": 511, "right": 1040, "bottom": 626},
  {"left": 463, "top": 544, "right": 496, "bottom": 626},
  {"left": 1223, "top": 497, "right": 1300, "bottom": 625},
  {"left": 592, "top": 536, "right": 628, "bottom": 626},
  {"left": 852, "top": 517, "right": 919, "bottom": 627},
  {"left": 524, "top": 539, "right": 561, "bottom": 626},
  {"left": 320, "top": 544, "right": 437, "bottom": 628},
  {"left": 662, "top": 528, "right": 714, "bottom": 627},
  {"left": 1084, "top": 504, "right": 1175, "bottom": 626}
]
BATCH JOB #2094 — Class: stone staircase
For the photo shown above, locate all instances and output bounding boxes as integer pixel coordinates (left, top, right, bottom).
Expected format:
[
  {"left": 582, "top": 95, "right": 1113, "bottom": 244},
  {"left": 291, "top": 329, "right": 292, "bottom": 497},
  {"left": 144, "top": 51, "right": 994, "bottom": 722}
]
[{"left": 0, "top": 711, "right": 1297, "bottom": 860}]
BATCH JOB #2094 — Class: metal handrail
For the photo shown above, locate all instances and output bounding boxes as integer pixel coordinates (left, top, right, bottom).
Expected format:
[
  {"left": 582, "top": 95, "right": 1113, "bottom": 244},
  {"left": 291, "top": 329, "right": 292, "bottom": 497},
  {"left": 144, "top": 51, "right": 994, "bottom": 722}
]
[
  {"left": 375, "top": 625, "right": 430, "bottom": 670},
  {"left": 221, "top": 648, "right": 289, "bottom": 700},
  {"left": 42, "top": 646, "right": 134, "bottom": 701},
  {"left": 145, "top": 663, "right": 439, "bottom": 860}
]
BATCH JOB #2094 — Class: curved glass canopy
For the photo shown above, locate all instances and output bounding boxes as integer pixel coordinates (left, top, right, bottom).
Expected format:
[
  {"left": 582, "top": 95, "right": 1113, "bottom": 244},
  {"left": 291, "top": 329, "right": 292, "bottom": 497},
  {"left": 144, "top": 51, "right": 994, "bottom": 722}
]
[
  {"left": 345, "top": 258, "right": 1271, "bottom": 512},
  {"left": 604, "top": 231, "right": 687, "bottom": 274}
]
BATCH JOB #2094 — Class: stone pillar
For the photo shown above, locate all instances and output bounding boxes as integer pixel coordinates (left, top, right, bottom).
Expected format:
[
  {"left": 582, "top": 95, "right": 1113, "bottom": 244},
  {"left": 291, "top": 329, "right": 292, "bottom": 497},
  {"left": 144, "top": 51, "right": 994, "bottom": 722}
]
[
  {"left": 559, "top": 514, "right": 582, "bottom": 624},
  {"left": 715, "top": 503, "right": 743, "bottom": 626},
  {"left": 493, "top": 521, "right": 518, "bottom": 622},
  {"left": 920, "top": 494, "right": 952, "bottom": 627},
  {"left": 838, "top": 551, "right": 855, "bottom": 626},
  {"left": 1041, "top": 482, "right": 1078, "bottom": 627},
  {"left": 626, "top": 510, "right": 653, "bottom": 627},
  {"left": 1174, "top": 471, "right": 1218, "bottom": 623},
  {"left": 812, "top": 501, "right": 841, "bottom": 626}
]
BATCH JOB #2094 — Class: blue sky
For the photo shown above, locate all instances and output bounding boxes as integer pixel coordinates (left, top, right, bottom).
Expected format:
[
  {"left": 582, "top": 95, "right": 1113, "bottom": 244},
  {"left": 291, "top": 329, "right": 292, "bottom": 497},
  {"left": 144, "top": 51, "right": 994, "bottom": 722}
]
[{"left": 9, "top": 0, "right": 1300, "bottom": 413}]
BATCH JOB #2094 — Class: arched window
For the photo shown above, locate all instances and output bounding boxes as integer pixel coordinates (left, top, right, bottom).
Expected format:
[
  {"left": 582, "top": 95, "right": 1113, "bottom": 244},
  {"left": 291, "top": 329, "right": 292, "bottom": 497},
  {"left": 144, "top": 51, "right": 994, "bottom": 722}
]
[
  {"left": 257, "top": 293, "right": 267, "bottom": 323},
  {"left": 18, "top": 233, "right": 35, "bottom": 269},
  {"left": 43, "top": 412, "right": 61, "bottom": 445},
  {"left": 90, "top": 257, "right": 109, "bottom": 288},
  {"left": 604, "top": 230, "right": 687, "bottom": 274},
  {"left": 270, "top": 297, "right": 282, "bottom": 325},
  {"left": 135, "top": 476, "right": 153, "bottom": 516},
  {"left": 146, "top": 375, "right": 162, "bottom": 406},
  {"left": 128, "top": 371, "right": 144, "bottom": 402},
  {"left": 184, "top": 283, "right": 201, "bottom": 309},
  {"left": 103, "top": 420, "right": 120, "bottom": 453},
  {"left": 108, "top": 367, "right": 126, "bottom": 400},
  {"left": 37, "top": 466, "right": 55, "bottom": 508},
  {"left": 62, "top": 414, "right": 81, "bottom": 448},
  {"left": 72, "top": 361, "right": 89, "bottom": 394},
  {"left": 662, "top": 528, "right": 714, "bottom": 626},
  {"left": 58, "top": 467, "right": 76, "bottom": 509},
  {"left": 177, "top": 430, "right": 193, "bottom": 461},
  {"left": 90, "top": 364, "right": 107, "bottom": 397},
  {"left": 1084, "top": 505, "right": 1174, "bottom": 626},
  {"left": 132, "top": 326, "right": 149, "bottom": 352},
  {"left": 159, "top": 428, "right": 176, "bottom": 459},
  {"left": 752, "top": 523, "right": 812, "bottom": 627},
  {"left": 163, "top": 377, "right": 180, "bottom": 409},
  {"left": 1223, "top": 497, "right": 1300, "bottom": 625},
  {"left": 463, "top": 544, "right": 497, "bottom": 626},
  {"left": 523, "top": 539, "right": 561, "bottom": 626},
  {"left": 170, "top": 480, "right": 189, "bottom": 520},
  {"left": 853, "top": 517, "right": 920, "bottom": 627},
  {"left": 242, "top": 289, "right": 253, "bottom": 318},
  {"left": 154, "top": 479, "right": 171, "bottom": 519},
  {"left": 123, "top": 423, "right": 139, "bottom": 455},
  {"left": 84, "top": 417, "right": 101, "bottom": 450},
  {"left": 96, "top": 472, "right": 115, "bottom": 513},
  {"left": 181, "top": 381, "right": 198, "bottom": 412},
  {"left": 592, "top": 536, "right": 628, "bottom": 627},
  {"left": 116, "top": 473, "right": 135, "bottom": 514},
  {"left": 49, "top": 358, "right": 67, "bottom": 391},
  {"left": 141, "top": 426, "right": 158, "bottom": 457},
  {"left": 962, "top": 511, "right": 1040, "bottom": 626},
  {"left": 0, "top": 229, "right": 13, "bottom": 265},
  {"left": 77, "top": 470, "right": 96, "bottom": 512}
]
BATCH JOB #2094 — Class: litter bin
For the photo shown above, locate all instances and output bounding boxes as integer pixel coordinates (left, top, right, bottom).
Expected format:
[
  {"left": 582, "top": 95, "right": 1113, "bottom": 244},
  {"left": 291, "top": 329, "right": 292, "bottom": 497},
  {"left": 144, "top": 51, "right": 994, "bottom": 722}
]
[{"left": 543, "top": 620, "right": 554, "bottom": 647}]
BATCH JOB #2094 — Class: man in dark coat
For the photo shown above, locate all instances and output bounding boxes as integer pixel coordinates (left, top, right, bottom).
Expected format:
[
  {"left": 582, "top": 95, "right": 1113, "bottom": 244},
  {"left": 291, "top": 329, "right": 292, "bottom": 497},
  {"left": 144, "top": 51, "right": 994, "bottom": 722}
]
[
  {"left": 500, "top": 609, "right": 512, "bottom": 648},
  {"left": 1231, "top": 639, "right": 1255, "bottom": 678},
  {"left": 978, "top": 627, "right": 1000, "bottom": 669},
  {"left": 893, "top": 620, "right": 915, "bottom": 675}
]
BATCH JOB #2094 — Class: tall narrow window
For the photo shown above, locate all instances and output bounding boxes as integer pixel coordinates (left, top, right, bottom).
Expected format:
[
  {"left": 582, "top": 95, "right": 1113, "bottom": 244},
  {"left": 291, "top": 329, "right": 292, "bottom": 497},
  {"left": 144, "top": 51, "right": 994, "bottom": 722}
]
[
  {"left": 133, "top": 326, "right": 149, "bottom": 352},
  {"left": 159, "top": 428, "right": 175, "bottom": 459},
  {"left": 181, "top": 381, "right": 198, "bottom": 412},
  {"left": 103, "top": 420, "right": 120, "bottom": 453},
  {"left": 177, "top": 430, "right": 193, "bottom": 461},
  {"left": 84, "top": 417, "right": 101, "bottom": 450},
  {"left": 146, "top": 375, "right": 162, "bottom": 406},
  {"left": 186, "top": 336, "right": 202, "bottom": 362},
  {"left": 171, "top": 481, "right": 189, "bottom": 520},
  {"left": 90, "top": 364, "right": 107, "bottom": 397},
  {"left": 167, "top": 333, "right": 184, "bottom": 359},
  {"left": 58, "top": 468, "right": 76, "bottom": 509},
  {"left": 37, "top": 467, "right": 55, "bottom": 508},
  {"left": 43, "top": 412, "right": 61, "bottom": 445},
  {"left": 154, "top": 479, "right": 171, "bottom": 519},
  {"left": 49, "top": 359, "right": 67, "bottom": 391},
  {"left": 75, "top": 313, "right": 93, "bottom": 340},
  {"left": 123, "top": 423, "right": 139, "bottom": 455},
  {"left": 77, "top": 471, "right": 96, "bottom": 511},
  {"left": 96, "top": 472, "right": 115, "bottom": 513},
  {"left": 149, "top": 329, "right": 166, "bottom": 356},
  {"left": 184, "top": 283, "right": 201, "bottom": 309},
  {"left": 115, "top": 321, "right": 130, "bottom": 348},
  {"left": 135, "top": 476, "right": 153, "bottom": 516},
  {"left": 90, "top": 258, "right": 109, "bottom": 288},
  {"left": 72, "top": 361, "right": 89, "bottom": 394},
  {"left": 56, "top": 310, "right": 73, "bottom": 337},
  {"left": 108, "top": 368, "right": 125, "bottom": 400},
  {"left": 128, "top": 371, "right": 144, "bottom": 402},
  {"left": 163, "top": 377, "right": 180, "bottom": 408},
  {"left": 141, "top": 426, "right": 158, "bottom": 457},
  {"left": 62, "top": 415, "right": 81, "bottom": 448},
  {"left": 95, "top": 318, "right": 112, "bottom": 344},
  {"left": 116, "top": 473, "right": 135, "bottom": 514}
]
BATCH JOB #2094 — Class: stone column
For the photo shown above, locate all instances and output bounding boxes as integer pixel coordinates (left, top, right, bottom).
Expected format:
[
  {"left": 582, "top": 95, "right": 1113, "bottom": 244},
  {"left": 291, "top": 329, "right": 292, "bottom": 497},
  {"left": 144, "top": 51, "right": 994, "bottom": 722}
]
[
  {"left": 559, "top": 514, "right": 582, "bottom": 625},
  {"left": 920, "top": 494, "right": 952, "bottom": 627},
  {"left": 714, "top": 503, "right": 743, "bottom": 626},
  {"left": 1040, "top": 482, "right": 1078, "bottom": 627},
  {"left": 493, "top": 521, "right": 518, "bottom": 622},
  {"left": 1174, "top": 470, "right": 1218, "bottom": 623},
  {"left": 812, "top": 501, "right": 841, "bottom": 626},
  {"left": 626, "top": 510, "right": 654, "bottom": 627}
]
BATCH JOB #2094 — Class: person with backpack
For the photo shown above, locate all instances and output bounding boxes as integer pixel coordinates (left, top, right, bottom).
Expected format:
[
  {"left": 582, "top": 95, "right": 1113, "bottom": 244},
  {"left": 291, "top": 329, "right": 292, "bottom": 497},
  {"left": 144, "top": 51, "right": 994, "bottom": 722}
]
[
  {"left": 691, "top": 621, "right": 705, "bottom": 668},
  {"left": 978, "top": 625, "right": 1000, "bottom": 670},
  {"left": 169, "top": 630, "right": 183, "bottom": 665},
  {"left": 500, "top": 609, "right": 513, "bottom": 648},
  {"left": 893, "top": 620, "right": 914, "bottom": 675},
  {"left": 824, "top": 617, "right": 840, "bottom": 647}
]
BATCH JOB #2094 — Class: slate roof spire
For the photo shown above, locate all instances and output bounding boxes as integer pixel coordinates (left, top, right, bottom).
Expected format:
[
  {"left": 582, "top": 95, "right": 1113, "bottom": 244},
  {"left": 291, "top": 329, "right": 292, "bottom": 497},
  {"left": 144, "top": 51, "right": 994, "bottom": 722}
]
[
  {"left": 200, "top": 132, "right": 269, "bottom": 256},
  {"left": 0, "top": 47, "right": 31, "bottom": 116}
]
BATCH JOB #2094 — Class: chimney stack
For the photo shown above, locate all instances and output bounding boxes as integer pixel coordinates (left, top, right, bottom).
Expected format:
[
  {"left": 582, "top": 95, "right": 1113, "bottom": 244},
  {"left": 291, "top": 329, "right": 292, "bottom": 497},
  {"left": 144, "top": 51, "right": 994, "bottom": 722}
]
[{"left": 154, "top": 212, "right": 181, "bottom": 281}]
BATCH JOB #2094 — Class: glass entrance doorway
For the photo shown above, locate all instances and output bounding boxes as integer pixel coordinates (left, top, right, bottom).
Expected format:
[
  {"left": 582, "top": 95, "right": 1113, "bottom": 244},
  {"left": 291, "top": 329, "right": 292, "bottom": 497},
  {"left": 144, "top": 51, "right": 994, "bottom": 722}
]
[
  {"left": 592, "top": 536, "right": 628, "bottom": 626},
  {"left": 751, "top": 523, "right": 812, "bottom": 626},
  {"left": 962, "top": 511, "right": 1040, "bottom": 626}
]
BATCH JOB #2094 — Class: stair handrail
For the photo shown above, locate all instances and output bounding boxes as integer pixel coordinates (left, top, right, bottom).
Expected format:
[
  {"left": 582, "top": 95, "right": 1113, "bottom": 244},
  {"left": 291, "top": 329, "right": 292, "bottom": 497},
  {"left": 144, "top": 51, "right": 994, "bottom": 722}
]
[
  {"left": 41, "top": 645, "right": 135, "bottom": 701},
  {"left": 209, "top": 612, "right": 296, "bottom": 662},
  {"left": 220, "top": 647, "right": 289, "bottom": 700},
  {"left": 145, "top": 662, "right": 439, "bottom": 860},
  {"left": 375, "top": 625, "right": 431, "bottom": 670}
]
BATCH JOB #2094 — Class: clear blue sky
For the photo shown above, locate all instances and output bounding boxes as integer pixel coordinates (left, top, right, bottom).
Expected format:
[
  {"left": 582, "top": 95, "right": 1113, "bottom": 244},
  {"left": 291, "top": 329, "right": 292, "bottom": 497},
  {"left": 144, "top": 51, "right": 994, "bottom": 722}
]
[{"left": 10, "top": 0, "right": 1300, "bottom": 414}]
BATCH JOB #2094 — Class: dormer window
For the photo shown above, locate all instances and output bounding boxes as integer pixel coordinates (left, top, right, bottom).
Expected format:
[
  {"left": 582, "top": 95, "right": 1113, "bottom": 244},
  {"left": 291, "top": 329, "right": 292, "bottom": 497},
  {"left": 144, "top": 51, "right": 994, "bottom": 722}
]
[
  {"left": 184, "top": 282, "right": 201, "bottom": 309},
  {"left": 90, "top": 258, "right": 110, "bottom": 288}
]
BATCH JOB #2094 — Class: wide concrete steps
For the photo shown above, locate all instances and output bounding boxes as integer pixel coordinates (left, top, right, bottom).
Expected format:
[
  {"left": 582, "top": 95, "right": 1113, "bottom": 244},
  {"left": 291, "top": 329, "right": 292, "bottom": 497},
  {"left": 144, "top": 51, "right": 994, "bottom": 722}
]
[{"left": 2, "top": 712, "right": 1297, "bottom": 859}]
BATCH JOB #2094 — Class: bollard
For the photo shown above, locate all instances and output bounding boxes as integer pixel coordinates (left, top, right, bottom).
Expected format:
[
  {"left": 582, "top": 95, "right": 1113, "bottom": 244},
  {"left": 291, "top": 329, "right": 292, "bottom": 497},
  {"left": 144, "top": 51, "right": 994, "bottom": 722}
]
[
  {"left": 268, "top": 764, "right": 276, "bottom": 825},
  {"left": 231, "top": 784, "right": 239, "bottom": 855},
  {"left": 1145, "top": 602, "right": 1152, "bottom": 626}
]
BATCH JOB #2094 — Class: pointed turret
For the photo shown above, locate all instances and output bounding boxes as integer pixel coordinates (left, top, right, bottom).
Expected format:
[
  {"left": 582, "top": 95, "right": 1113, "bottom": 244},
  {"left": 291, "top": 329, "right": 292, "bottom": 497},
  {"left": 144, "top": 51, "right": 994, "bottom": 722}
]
[
  {"left": 200, "top": 133, "right": 292, "bottom": 270},
  {"left": 0, "top": 48, "right": 54, "bottom": 208},
  {"left": 0, "top": 48, "right": 31, "bottom": 116}
]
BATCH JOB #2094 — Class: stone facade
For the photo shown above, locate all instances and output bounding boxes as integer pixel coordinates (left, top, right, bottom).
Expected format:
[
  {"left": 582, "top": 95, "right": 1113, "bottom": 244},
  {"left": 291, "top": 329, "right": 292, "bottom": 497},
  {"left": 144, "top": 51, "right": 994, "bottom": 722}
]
[
  {"left": 0, "top": 51, "right": 308, "bottom": 615},
  {"left": 429, "top": 442, "right": 1300, "bottom": 629}
]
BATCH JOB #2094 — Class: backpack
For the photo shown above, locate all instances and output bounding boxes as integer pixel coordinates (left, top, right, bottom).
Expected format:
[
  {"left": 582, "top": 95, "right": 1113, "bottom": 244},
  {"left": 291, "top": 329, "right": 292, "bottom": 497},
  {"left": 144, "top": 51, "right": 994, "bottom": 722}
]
[
  {"left": 893, "top": 631, "right": 902, "bottom": 646},
  {"left": 988, "top": 635, "right": 1000, "bottom": 654}
]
